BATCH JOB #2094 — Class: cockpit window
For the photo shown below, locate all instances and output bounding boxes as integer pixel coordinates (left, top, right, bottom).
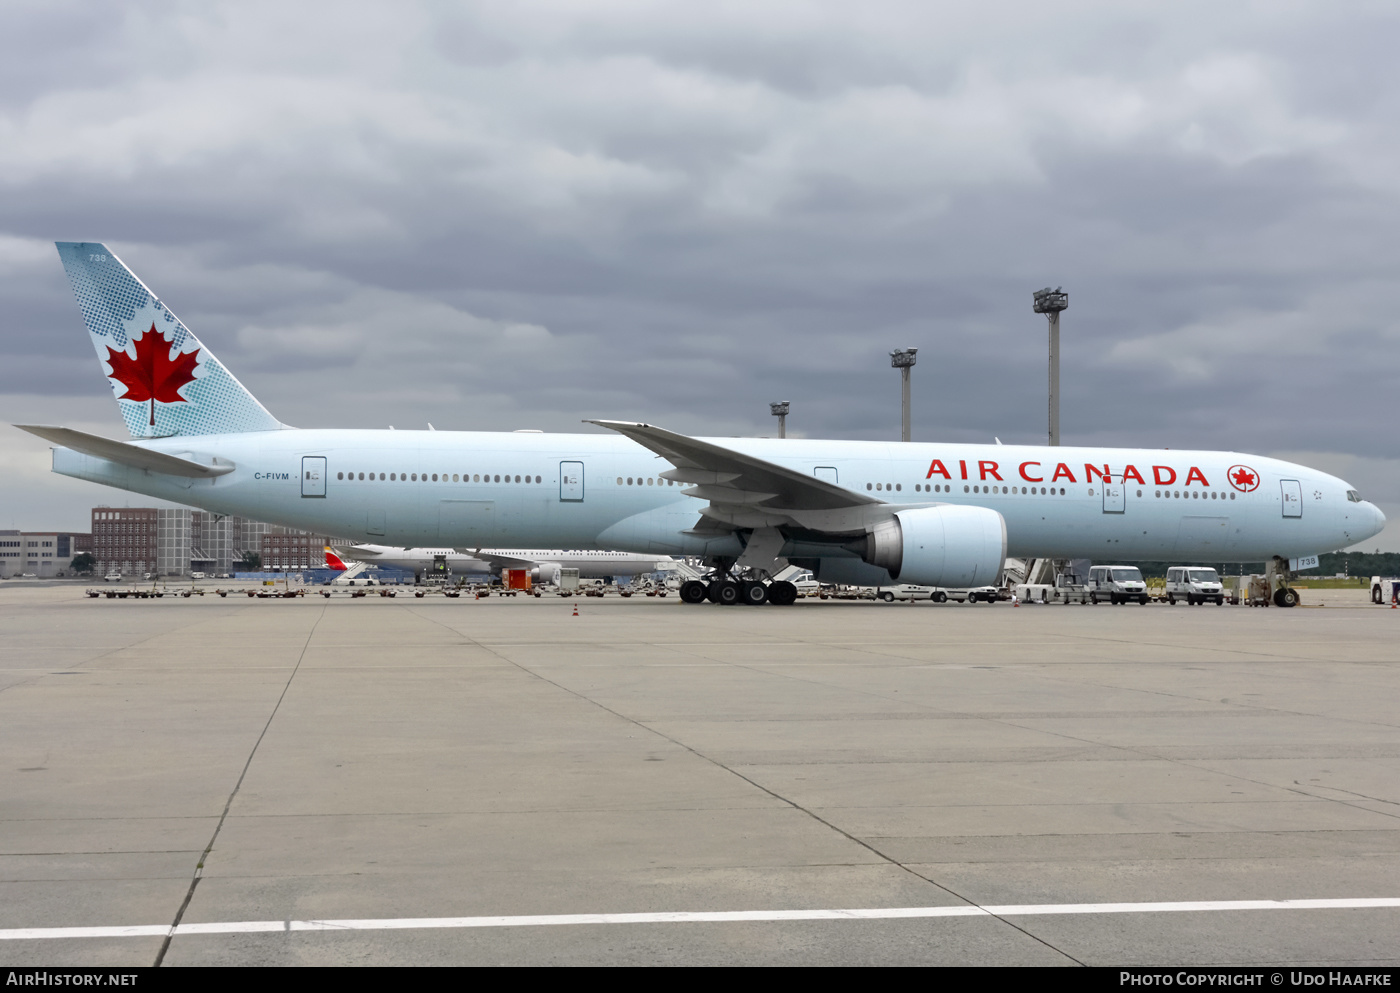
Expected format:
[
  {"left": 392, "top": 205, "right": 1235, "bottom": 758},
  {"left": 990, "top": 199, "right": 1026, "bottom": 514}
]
[{"left": 1347, "top": 490, "right": 1362, "bottom": 502}]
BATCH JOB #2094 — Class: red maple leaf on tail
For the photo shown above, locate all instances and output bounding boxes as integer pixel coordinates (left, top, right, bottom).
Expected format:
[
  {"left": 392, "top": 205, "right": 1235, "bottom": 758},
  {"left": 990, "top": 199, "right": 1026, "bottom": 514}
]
[{"left": 104, "top": 324, "right": 200, "bottom": 426}]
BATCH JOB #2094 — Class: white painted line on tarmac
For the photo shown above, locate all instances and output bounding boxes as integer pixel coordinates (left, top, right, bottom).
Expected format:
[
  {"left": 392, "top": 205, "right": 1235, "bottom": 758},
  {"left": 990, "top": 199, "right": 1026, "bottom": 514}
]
[
  {"left": 2, "top": 897, "right": 1397, "bottom": 941},
  {"left": 1, "top": 925, "right": 171, "bottom": 940}
]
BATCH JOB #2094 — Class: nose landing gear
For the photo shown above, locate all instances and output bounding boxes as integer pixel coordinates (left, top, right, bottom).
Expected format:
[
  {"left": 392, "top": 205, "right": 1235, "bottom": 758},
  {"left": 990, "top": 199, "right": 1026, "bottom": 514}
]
[{"left": 1266, "top": 556, "right": 1301, "bottom": 608}]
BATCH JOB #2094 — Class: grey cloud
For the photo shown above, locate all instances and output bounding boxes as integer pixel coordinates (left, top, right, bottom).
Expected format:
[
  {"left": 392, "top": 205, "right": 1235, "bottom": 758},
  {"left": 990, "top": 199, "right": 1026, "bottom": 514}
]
[{"left": 2, "top": 1, "right": 1398, "bottom": 546}]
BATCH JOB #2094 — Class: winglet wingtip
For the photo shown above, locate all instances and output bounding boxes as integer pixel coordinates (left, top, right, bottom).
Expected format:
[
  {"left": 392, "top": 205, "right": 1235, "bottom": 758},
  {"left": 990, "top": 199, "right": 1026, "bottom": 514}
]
[{"left": 584, "top": 419, "right": 652, "bottom": 430}]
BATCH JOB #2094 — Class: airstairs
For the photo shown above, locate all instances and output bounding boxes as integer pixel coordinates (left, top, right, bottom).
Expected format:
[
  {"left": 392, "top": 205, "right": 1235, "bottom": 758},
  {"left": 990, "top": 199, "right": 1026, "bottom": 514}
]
[
  {"left": 1002, "top": 557, "right": 1091, "bottom": 588},
  {"left": 1002, "top": 557, "right": 1056, "bottom": 586},
  {"left": 333, "top": 559, "right": 369, "bottom": 581},
  {"left": 670, "top": 558, "right": 708, "bottom": 581}
]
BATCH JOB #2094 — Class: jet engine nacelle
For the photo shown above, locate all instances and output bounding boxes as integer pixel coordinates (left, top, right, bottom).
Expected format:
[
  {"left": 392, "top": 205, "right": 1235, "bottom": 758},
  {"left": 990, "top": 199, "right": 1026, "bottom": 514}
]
[
  {"left": 857, "top": 505, "right": 1007, "bottom": 588},
  {"left": 531, "top": 562, "right": 562, "bottom": 585}
]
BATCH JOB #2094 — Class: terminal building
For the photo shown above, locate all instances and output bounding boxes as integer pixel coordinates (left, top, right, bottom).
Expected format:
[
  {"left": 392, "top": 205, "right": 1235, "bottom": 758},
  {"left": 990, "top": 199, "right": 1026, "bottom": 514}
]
[
  {"left": 260, "top": 528, "right": 338, "bottom": 572},
  {"left": 0, "top": 530, "right": 92, "bottom": 579},
  {"left": 86, "top": 506, "right": 341, "bottom": 578}
]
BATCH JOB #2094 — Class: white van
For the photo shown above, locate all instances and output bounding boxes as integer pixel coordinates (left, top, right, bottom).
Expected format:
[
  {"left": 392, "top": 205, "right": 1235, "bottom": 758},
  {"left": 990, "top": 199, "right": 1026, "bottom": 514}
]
[
  {"left": 876, "top": 584, "right": 935, "bottom": 602},
  {"left": 1165, "top": 567, "right": 1224, "bottom": 605},
  {"left": 940, "top": 586, "right": 998, "bottom": 604},
  {"left": 1087, "top": 565, "right": 1148, "bottom": 605}
]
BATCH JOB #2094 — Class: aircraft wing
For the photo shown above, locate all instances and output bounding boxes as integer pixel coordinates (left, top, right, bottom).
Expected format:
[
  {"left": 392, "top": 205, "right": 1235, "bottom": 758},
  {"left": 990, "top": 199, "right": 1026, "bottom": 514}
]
[
  {"left": 469, "top": 550, "right": 540, "bottom": 569},
  {"left": 585, "top": 420, "right": 883, "bottom": 532},
  {"left": 332, "top": 544, "right": 381, "bottom": 558},
  {"left": 15, "top": 424, "right": 235, "bottom": 477}
]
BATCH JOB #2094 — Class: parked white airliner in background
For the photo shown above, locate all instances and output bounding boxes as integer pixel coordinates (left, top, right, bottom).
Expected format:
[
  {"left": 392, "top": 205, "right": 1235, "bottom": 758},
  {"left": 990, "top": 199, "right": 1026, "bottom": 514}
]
[
  {"left": 332, "top": 543, "right": 678, "bottom": 583},
  {"left": 15, "top": 244, "right": 1385, "bottom": 606}
]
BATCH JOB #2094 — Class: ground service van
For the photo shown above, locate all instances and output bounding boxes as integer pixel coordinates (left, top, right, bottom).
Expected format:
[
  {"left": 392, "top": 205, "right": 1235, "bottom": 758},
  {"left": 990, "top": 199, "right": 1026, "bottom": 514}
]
[
  {"left": 1087, "top": 565, "right": 1148, "bottom": 605},
  {"left": 1166, "top": 567, "right": 1225, "bottom": 605},
  {"left": 941, "top": 586, "right": 999, "bottom": 604},
  {"left": 876, "top": 585, "right": 935, "bottom": 602}
]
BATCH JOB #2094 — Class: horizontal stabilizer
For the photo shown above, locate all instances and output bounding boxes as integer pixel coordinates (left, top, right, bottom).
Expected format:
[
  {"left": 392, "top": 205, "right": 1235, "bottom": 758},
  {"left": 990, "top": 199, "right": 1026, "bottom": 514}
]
[{"left": 14, "top": 425, "right": 235, "bottom": 477}]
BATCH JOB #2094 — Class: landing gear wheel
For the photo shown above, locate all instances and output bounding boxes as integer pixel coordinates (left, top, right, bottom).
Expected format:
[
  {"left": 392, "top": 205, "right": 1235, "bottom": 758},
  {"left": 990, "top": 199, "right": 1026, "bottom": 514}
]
[
  {"left": 714, "top": 580, "right": 742, "bottom": 606},
  {"left": 1274, "top": 587, "right": 1299, "bottom": 608},
  {"left": 680, "top": 580, "right": 708, "bottom": 604},
  {"left": 741, "top": 581, "right": 769, "bottom": 606},
  {"left": 880, "top": 591, "right": 896, "bottom": 602},
  {"left": 768, "top": 581, "right": 798, "bottom": 606}
]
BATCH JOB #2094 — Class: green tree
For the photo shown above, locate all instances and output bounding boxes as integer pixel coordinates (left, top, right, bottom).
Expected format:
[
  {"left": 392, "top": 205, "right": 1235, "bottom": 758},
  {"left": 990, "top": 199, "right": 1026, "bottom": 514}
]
[
  {"left": 237, "top": 551, "right": 261, "bottom": 572},
  {"left": 70, "top": 552, "right": 96, "bottom": 575}
]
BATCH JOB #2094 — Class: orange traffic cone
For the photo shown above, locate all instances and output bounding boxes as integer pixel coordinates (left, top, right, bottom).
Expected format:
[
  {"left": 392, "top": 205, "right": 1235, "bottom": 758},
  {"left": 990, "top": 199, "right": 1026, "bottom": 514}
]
[{"left": 572, "top": 604, "right": 579, "bottom": 616}]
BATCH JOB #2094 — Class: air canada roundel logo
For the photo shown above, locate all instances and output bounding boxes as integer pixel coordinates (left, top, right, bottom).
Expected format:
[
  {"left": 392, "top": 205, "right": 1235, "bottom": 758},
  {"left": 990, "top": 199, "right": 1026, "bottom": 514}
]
[
  {"left": 1227, "top": 465, "right": 1260, "bottom": 492},
  {"left": 104, "top": 323, "right": 201, "bottom": 427}
]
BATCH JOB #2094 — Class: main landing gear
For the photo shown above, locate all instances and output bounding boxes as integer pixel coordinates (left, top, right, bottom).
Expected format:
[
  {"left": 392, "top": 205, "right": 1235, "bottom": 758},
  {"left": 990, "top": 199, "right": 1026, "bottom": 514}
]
[{"left": 679, "top": 578, "right": 799, "bottom": 606}]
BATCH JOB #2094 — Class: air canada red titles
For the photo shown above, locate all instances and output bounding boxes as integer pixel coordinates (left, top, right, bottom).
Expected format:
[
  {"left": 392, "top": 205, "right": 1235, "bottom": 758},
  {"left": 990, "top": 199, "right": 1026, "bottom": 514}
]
[{"left": 924, "top": 458, "right": 1234, "bottom": 489}]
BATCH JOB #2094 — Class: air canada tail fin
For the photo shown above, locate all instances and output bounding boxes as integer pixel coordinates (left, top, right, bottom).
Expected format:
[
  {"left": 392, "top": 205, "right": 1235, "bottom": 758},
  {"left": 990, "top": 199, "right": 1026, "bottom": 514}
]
[{"left": 55, "top": 242, "right": 283, "bottom": 438}]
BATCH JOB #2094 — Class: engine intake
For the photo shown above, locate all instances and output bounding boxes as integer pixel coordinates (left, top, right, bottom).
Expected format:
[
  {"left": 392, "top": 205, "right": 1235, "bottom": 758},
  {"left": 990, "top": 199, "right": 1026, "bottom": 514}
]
[
  {"left": 531, "top": 562, "right": 562, "bottom": 585},
  {"left": 853, "top": 505, "right": 1006, "bottom": 588}
]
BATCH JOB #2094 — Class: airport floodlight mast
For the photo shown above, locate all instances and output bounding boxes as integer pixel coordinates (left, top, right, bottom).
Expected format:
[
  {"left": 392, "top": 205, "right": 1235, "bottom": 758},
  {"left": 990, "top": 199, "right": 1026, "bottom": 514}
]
[
  {"left": 1032, "top": 287, "right": 1068, "bottom": 446},
  {"left": 769, "top": 401, "right": 789, "bottom": 439},
  {"left": 890, "top": 348, "right": 917, "bottom": 442}
]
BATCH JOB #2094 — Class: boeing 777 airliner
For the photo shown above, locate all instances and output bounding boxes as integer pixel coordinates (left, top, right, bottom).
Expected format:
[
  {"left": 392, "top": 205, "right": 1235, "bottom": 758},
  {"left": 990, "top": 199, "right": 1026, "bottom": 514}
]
[
  {"left": 330, "top": 544, "right": 678, "bottom": 583},
  {"left": 15, "top": 243, "right": 1385, "bottom": 606}
]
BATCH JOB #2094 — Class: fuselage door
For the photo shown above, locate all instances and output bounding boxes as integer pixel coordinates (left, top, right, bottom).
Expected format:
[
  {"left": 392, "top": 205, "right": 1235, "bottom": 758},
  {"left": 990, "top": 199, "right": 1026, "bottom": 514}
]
[
  {"left": 1102, "top": 476, "right": 1125, "bottom": 514},
  {"left": 301, "top": 456, "right": 326, "bottom": 498},
  {"left": 560, "top": 461, "right": 584, "bottom": 502},
  {"left": 1281, "top": 479, "right": 1303, "bottom": 518},
  {"left": 814, "top": 467, "right": 838, "bottom": 483}
]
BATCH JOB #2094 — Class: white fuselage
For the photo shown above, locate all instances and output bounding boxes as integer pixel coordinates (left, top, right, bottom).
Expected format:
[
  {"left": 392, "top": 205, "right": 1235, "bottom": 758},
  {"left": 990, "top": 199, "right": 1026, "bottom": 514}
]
[
  {"left": 52, "top": 429, "right": 1385, "bottom": 565},
  {"left": 342, "top": 544, "right": 675, "bottom": 578}
]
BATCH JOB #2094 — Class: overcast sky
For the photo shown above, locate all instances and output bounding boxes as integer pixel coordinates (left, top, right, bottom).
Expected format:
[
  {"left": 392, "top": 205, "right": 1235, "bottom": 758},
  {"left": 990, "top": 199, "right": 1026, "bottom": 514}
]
[{"left": 2, "top": 0, "right": 1397, "bottom": 550}]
